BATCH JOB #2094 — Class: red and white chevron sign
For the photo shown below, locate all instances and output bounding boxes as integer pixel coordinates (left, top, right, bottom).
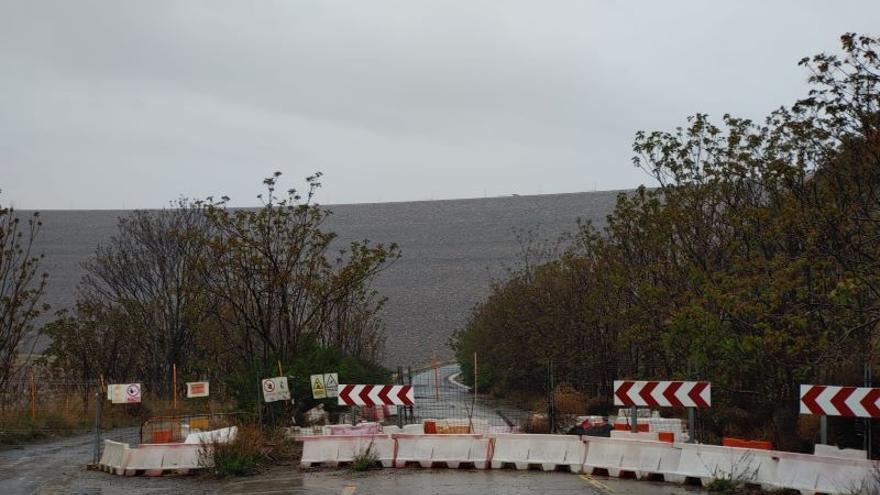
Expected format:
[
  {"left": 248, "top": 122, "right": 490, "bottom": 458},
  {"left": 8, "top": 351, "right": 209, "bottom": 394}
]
[
  {"left": 613, "top": 380, "right": 711, "bottom": 408},
  {"left": 337, "top": 384, "right": 414, "bottom": 407},
  {"left": 800, "top": 385, "right": 880, "bottom": 418}
]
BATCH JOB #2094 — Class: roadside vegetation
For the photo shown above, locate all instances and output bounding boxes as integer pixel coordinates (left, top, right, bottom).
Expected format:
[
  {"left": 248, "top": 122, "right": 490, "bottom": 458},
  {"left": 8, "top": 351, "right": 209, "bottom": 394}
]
[
  {"left": 453, "top": 33, "right": 880, "bottom": 452},
  {"left": 200, "top": 424, "right": 296, "bottom": 477},
  {"left": 42, "top": 172, "right": 396, "bottom": 415},
  {"left": 0, "top": 173, "right": 397, "bottom": 442}
]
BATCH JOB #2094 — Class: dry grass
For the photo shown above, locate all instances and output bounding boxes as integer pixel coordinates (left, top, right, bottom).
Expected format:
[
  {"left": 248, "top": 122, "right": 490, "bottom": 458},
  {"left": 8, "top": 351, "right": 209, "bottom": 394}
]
[
  {"left": 0, "top": 392, "right": 234, "bottom": 447},
  {"left": 199, "top": 424, "right": 295, "bottom": 477},
  {"left": 553, "top": 384, "right": 587, "bottom": 415}
]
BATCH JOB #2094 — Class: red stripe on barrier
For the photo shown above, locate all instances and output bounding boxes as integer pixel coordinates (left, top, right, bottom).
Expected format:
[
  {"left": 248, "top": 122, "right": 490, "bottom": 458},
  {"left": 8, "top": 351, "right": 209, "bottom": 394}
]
[
  {"left": 640, "top": 381, "right": 659, "bottom": 407},
  {"left": 862, "top": 389, "right": 880, "bottom": 417},
  {"left": 801, "top": 385, "right": 826, "bottom": 415},
  {"left": 663, "top": 382, "right": 683, "bottom": 408},
  {"left": 831, "top": 387, "right": 856, "bottom": 417},
  {"left": 689, "top": 382, "right": 710, "bottom": 408},
  {"left": 615, "top": 381, "right": 635, "bottom": 406}
]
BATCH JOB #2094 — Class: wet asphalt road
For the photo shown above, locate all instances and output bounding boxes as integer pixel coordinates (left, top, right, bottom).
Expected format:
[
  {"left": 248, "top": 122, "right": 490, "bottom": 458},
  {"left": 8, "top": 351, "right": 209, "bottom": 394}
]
[
  {"left": 0, "top": 427, "right": 136, "bottom": 494},
  {"left": 216, "top": 468, "right": 705, "bottom": 495},
  {"left": 409, "top": 364, "right": 528, "bottom": 429}
]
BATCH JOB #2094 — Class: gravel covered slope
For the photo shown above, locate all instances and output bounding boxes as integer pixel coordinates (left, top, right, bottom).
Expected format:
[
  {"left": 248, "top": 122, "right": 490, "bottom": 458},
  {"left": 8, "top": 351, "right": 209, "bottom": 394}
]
[{"left": 28, "top": 191, "right": 622, "bottom": 366}]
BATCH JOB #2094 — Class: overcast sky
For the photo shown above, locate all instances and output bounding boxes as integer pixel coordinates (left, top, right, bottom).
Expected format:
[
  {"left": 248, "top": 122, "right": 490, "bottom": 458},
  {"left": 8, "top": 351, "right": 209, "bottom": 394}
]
[{"left": 1, "top": 1, "right": 878, "bottom": 209}]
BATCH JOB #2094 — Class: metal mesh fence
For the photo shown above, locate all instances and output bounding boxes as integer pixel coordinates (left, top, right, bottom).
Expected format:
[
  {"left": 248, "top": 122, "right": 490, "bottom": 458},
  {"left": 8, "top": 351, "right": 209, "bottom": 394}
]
[
  {"left": 0, "top": 367, "right": 240, "bottom": 463},
  {"left": 140, "top": 412, "right": 255, "bottom": 444},
  {"left": 402, "top": 364, "right": 533, "bottom": 433}
]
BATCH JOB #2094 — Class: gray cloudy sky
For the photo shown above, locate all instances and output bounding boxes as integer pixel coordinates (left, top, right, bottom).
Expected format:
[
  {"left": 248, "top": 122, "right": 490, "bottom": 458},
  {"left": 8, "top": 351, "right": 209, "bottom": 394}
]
[{"left": 1, "top": 1, "right": 878, "bottom": 209}]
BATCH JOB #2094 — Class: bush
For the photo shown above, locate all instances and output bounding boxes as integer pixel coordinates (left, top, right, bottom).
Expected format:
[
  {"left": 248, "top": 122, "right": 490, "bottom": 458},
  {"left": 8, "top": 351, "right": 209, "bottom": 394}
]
[
  {"left": 351, "top": 440, "right": 380, "bottom": 471},
  {"left": 201, "top": 424, "right": 270, "bottom": 477},
  {"left": 706, "top": 477, "right": 741, "bottom": 494}
]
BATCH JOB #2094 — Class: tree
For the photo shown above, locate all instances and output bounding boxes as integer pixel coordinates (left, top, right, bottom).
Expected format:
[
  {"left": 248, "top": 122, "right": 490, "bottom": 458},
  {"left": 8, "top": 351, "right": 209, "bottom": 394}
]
[
  {"left": 197, "top": 172, "right": 399, "bottom": 378},
  {"left": 0, "top": 195, "right": 47, "bottom": 395},
  {"left": 42, "top": 173, "right": 399, "bottom": 413},
  {"left": 453, "top": 33, "right": 880, "bottom": 450},
  {"left": 44, "top": 202, "right": 210, "bottom": 392}
]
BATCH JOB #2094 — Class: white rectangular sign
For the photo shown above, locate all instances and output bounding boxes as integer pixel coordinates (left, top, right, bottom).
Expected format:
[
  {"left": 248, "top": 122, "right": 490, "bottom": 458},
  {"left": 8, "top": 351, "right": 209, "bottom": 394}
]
[
  {"left": 310, "top": 372, "right": 339, "bottom": 399},
  {"left": 311, "top": 374, "right": 327, "bottom": 399},
  {"left": 107, "top": 383, "right": 142, "bottom": 404},
  {"left": 262, "top": 376, "right": 291, "bottom": 403},
  {"left": 186, "top": 381, "right": 210, "bottom": 398},
  {"left": 323, "top": 373, "right": 339, "bottom": 398}
]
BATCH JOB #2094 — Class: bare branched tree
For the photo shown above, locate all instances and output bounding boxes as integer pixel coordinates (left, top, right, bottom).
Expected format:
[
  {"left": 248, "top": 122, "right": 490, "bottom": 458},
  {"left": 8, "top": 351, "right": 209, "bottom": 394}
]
[{"left": 0, "top": 196, "right": 47, "bottom": 395}]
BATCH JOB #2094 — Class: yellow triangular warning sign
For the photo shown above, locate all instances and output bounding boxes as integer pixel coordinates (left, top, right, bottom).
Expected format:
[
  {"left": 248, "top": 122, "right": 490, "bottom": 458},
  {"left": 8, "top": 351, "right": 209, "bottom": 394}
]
[{"left": 313, "top": 377, "right": 325, "bottom": 391}]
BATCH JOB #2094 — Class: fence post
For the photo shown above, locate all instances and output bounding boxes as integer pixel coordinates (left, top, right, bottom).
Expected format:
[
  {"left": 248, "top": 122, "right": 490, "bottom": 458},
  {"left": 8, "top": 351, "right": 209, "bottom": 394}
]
[
  {"left": 406, "top": 366, "right": 416, "bottom": 423},
  {"left": 172, "top": 363, "right": 177, "bottom": 411},
  {"left": 397, "top": 366, "right": 404, "bottom": 428},
  {"left": 630, "top": 405, "right": 638, "bottom": 433},
  {"left": 688, "top": 407, "right": 696, "bottom": 443},
  {"left": 30, "top": 370, "right": 36, "bottom": 422},
  {"left": 93, "top": 390, "right": 102, "bottom": 464},
  {"left": 548, "top": 358, "right": 555, "bottom": 434}
]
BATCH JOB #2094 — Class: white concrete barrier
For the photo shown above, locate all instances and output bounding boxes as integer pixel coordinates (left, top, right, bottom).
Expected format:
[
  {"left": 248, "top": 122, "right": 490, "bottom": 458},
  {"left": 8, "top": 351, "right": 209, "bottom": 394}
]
[
  {"left": 609, "top": 431, "right": 660, "bottom": 441},
  {"left": 393, "top": 433, "right": 491, "bottom": 469},
  {"left": 98, "top": 440, "right": 130, "bottom": 475},
  {"left": 582, "top": 436, "right": 678, "bottom": 479},
  {"left": 665, "top": 443, "right": 778, "bottom": 488},
  {"left": 402, "top": 423, "right": 424, "bottom": 434},
  {"left": 297, "top": 434, "right": 395, "bottom": 468},
  {"left": 491, "top": 434, "right": 585, "bottom": 472},
  {"left": 124, "top": 443, "right": 204, "bottom": 476},
  {"left": 814, "top": 444, "right": 868, "bottom": 460},
  {"left": 184, "top": 426, "right": 237, "bottom": 445},
  {"left": 774, "top": 450, "right": 878, "bottom": 494}
]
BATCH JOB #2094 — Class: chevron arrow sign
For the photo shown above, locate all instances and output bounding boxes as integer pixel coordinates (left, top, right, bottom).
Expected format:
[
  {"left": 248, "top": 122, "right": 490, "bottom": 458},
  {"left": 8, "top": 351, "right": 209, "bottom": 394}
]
[
  {"left": 613, "top": 380, "right": 711, "bottom": 408},
  {"left": 800, "top": 385, "right": 880, "bottom": 418},
  {"left": 337, "top": 384, "right": 414, "bottom": 407}
]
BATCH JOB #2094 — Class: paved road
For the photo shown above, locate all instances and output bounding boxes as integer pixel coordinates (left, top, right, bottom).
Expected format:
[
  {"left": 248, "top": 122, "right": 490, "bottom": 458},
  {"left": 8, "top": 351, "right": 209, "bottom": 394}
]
[
  {"left": 215, "top": 468, "right": 704, "bottom": 495},
  {"left": 0, "top": 427, "right": 137, "bottom": 494},
  {"left": 410, "top": 364, "right": 529, "bottom": 429}
]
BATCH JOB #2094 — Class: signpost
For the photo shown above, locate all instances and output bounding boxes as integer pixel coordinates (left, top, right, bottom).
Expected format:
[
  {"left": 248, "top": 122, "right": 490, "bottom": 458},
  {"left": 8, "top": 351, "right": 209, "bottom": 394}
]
[
  {"left": 613, "top": 380, "right": 711, "bottom": 440},
  {"left": 186, "top": 381, "right": 210, "bottom": 398},
  {"left": 262, "top": 376, "right": 291, "bottom": 403},
  {"left": 800, "top": 384, "right": 880, "bottom": 444}
]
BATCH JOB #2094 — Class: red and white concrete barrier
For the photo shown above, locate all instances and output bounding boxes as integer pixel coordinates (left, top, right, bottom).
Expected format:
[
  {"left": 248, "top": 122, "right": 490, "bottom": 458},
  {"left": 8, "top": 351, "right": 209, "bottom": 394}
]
[
  {"left": 393, "top": 433, "right": 491, "bottom": 469},
  {"left": 297, "top": 434, "right": 395, "bottom": 468},
  {"left": 491, "top": 433, "right": 585, "bottom": 472}
]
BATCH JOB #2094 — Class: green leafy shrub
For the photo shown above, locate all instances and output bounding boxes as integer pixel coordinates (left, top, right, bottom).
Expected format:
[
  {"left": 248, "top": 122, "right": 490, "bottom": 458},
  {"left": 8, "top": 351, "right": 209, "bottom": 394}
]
[{"left": 201, "top": 424, "right": 269, "bottom": 477}]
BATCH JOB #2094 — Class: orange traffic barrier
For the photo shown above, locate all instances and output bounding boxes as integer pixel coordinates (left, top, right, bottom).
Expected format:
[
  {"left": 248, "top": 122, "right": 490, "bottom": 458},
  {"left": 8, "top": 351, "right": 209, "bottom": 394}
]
[
  {"left": 722, "top": 437, "right": 772, "bottom": 450},
  {"left": 613, "top": 423, "right": 648, "bottom": 432},
  {"left": 152, "top": 429, "right": 173, "bottom": 443},
  {"left": 658, "top": 432, "right": 674, "bottom": 443}
]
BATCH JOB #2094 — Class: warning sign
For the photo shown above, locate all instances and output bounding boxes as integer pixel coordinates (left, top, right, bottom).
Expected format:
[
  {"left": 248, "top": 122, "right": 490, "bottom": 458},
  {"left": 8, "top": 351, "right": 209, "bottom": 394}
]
[
  {"left": 324, "top": 373, "right": 339, "bottom": 398},
  {"left": 262, "top": 376, "right": 290, "bottom": 403},
  {"left": 311, "top": 374, "right": 326, "bottom": 399},
  {"left": 186, "top": 381, "right": 210, "bottom": 398},
  {"left": 108, "top": 383, "right": 142, "bottom": 404},
  {"left": 310, "top": 372, "right": 339, "bottom": 399}
]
